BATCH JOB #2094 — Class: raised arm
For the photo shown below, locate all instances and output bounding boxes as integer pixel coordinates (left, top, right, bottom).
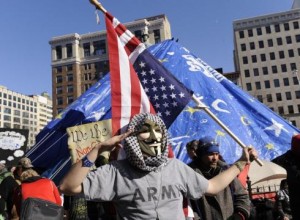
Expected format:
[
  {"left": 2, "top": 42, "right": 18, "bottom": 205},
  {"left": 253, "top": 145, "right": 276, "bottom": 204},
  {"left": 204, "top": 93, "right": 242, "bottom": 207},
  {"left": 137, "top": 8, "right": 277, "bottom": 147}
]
[
  {"left": 206, "top": 147, "right": 256, "bottom": 195},
  {"left": 59, "top": 131, "right": 131, "bottom": 195}
]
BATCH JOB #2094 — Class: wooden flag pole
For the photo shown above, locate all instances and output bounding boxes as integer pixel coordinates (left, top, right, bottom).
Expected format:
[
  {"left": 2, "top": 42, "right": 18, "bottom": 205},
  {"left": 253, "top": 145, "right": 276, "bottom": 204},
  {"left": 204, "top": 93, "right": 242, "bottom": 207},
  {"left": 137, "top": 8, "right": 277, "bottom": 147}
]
[
  {"left": 89, "top": 0, "right": 107, "bottom": 13},
  {"left": 192, "top": 95, "right": 263, "bottom": 166}
]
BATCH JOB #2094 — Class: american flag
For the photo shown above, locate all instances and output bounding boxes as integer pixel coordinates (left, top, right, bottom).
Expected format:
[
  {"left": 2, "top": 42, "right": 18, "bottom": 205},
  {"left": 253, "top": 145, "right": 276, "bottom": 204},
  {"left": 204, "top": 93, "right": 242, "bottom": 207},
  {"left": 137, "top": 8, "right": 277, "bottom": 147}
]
[{"left": 105, "top": 12, "right": 193, "bottom": 134}]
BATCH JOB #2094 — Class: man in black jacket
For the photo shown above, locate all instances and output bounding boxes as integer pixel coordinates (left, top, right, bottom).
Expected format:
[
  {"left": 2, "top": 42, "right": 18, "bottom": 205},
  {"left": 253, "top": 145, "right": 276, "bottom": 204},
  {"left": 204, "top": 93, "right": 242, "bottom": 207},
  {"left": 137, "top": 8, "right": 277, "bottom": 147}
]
[
  {"left": 272, "top": 134, "right": 300, "bottom": 220},
  {"left": 187, "top": 137, "right": 251, "bottom": 220}
]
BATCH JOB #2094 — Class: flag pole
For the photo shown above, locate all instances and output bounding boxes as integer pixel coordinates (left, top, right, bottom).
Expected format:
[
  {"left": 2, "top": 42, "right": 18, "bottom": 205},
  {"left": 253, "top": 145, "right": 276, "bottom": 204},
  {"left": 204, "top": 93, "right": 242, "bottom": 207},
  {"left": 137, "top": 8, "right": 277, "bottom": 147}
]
[
  {"left": 89, "top": 0, "right": 107, "bottom": 13},
  {"left": 192, "top": 95, "right": 263, "bottom": 166}
]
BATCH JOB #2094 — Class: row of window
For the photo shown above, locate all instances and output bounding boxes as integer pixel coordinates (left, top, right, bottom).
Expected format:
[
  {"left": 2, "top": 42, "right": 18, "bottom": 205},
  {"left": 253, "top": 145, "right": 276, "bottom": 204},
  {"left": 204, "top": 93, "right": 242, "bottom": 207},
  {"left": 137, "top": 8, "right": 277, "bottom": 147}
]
[
  {"left": 270, "top": 104, "right": 300, "bottom": 116},
  {"left": 56, "top": 74, "right": 74, "bottom": 83},
  {"left": 0, "top": 93, "right": 37, "bottom": 106},
  {"left": 55, "top": 65, "right": 73, "bottom": 73},
  {"left": 246, "top": 79, "right": 300, "bottom": 91},
  {"left": 56, "top": 85, "right": 74, "bottom": 94},
  {"left": 2, "top": 115, "right": 37, "bottom": 125},
  {"left": 244, "top": 64, "right": 298, "bottom": 77},
  {"left": 256, "top": 91, "right": 300, "bottom": 104},
  {"left": 238, "top": 21, "right": 300, "bottom": 38},
  {"left": 1, "top": 108, "right": 35, "bottom": 118},
  {"left": 0, "top": 100, "right": 37, "bottom": 112},
  {"left": 242, "top": 49, "right": 299, "bottom": 64},
  {"left": 240, "top": 36, "right": 300, "bottom": 51},
  {"left": 1, "top": 122, "right": 38, "bottom": 133},
  {"left": 56, "top": 96, "right": 74, "bottom": 106},
  {"left": 56, "top": 43, "right": 73, "bottom": 60}
]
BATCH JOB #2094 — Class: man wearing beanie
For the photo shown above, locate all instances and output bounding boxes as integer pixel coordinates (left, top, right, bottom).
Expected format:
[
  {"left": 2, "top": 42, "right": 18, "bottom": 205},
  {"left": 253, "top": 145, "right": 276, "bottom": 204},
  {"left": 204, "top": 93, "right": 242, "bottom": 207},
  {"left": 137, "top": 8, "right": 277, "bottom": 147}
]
[
  {"left": 273, "top": 134, "right": 300, "bottom": 220},
  {"left": 187, "top": 136, "right": 251, "bottom": 220}
]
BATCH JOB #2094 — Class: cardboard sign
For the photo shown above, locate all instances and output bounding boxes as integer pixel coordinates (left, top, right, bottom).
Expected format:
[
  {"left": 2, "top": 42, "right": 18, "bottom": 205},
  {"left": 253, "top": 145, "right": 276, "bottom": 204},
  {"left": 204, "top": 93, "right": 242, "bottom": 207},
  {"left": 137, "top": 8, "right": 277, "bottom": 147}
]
[{"left": 67, "top": 119, "right": 112, "bottom": 164}]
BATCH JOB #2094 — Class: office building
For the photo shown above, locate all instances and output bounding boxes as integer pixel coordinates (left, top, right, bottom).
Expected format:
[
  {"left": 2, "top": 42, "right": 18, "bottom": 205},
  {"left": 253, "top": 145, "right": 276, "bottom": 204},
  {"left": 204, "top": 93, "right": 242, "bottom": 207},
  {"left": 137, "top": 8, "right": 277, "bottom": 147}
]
[
  {"left": 233, "top": 6, "right": 300, "bottom": 127},
  {"left": 0, "top": 86, "right": 53, "bottom": 147},
  {"left": 49, "top": 14, "right": 172, "bottom": 117}
]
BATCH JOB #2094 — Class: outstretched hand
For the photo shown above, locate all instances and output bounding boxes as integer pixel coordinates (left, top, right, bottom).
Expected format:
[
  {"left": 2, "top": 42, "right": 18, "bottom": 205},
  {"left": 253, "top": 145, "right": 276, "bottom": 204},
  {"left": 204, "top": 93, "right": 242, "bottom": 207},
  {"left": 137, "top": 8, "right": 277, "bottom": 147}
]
[{"left": 96, "top": 130, "right": 132, "bottom": 153}]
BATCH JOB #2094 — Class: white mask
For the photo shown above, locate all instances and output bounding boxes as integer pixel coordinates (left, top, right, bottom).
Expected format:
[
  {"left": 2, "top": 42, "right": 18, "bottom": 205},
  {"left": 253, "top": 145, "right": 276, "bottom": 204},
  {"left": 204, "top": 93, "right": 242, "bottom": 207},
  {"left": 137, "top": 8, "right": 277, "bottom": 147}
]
[{"left": 137, "top": 119, "right": 163, "bottom": 156}]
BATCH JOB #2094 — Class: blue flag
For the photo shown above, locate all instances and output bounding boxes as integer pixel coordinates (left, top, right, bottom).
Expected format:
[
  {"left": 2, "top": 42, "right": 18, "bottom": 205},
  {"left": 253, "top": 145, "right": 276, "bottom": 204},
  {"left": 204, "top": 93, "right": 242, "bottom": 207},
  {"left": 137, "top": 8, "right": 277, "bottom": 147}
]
[{"left": 28, "top": 39, "right": 300, "bottom": 183}]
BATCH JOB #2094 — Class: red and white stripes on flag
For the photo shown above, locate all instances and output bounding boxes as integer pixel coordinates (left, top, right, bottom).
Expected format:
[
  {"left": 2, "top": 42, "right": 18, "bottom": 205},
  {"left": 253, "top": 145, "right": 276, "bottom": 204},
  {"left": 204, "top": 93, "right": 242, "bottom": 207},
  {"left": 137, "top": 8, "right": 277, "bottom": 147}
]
[{"left": 105, "top": 12, "right": 155, "bottom": 135}]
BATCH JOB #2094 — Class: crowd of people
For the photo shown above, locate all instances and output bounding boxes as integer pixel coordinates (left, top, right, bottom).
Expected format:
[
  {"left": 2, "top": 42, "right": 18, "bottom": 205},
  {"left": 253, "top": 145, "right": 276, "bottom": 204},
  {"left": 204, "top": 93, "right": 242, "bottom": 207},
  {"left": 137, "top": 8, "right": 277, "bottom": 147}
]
[{"left": 0, "top": 112, "right": 299, "bottom": 219}]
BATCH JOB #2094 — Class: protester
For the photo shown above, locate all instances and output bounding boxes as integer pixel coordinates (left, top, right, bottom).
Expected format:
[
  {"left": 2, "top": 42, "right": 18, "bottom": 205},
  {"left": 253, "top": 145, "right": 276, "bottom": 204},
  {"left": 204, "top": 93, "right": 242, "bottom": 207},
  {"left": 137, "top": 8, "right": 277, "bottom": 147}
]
[
  {"left": 186, "top": 137, "right": 251, "bottom": 220},
  {"left": 273, "top": 179, "right": 292, "bottom": 220},
  {"left": 13, "top": 165, "right": 62, "bottom": 217},
  {"left": 272, "top": 134, "right": 300, "bottom": 220},
  {"left": 60, "top": 113, "right": 257, "bottom": 219},
  {"left": 0, "top": 162, "right": 19, "bottom": 219}
]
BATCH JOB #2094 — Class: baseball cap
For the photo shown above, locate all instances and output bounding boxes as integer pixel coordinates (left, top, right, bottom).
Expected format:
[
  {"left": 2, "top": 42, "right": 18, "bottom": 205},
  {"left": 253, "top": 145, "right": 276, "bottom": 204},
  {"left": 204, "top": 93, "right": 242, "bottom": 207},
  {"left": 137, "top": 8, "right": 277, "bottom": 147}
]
[
  {"left": 18, "top": 157, "right": 33, "bottom": 169},
  {"left": 196, "top": 136, "right": 220, "bottom": 157}
]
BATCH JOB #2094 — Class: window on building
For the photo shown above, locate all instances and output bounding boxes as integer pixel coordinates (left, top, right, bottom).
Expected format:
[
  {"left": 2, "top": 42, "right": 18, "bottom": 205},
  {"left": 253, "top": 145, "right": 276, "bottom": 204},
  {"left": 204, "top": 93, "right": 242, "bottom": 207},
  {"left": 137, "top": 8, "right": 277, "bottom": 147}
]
[
  {"left": 14, "top": 110, "right": 20, "bottom": 116},
  {"left": 272, "top": 65, "right": 278, "bottom": 74},
  {"left": 253, "top": 68, "right": 259, "bottom": 76},
  {"left": 244, "top": 69, "right": 250, "bottom": 77},
  {"left": 279, "top": 51, "right": 285, "bottom": 59},
  {"left": 246, "top": 83, "right": 252, "bottom": 91},
  {"left": 284, "top": 23, "right": 290, "bottom": 31},
  {"left": 241, "top": 43, "right": 246, "bottom": 51},
  {"left": 288, "top": 105, "right": 294, "bottom": 114},
  {"left": 296, "top": 34, "right": 300, "bottom": 42},
  {"left": 67, "top": 85, "right": 74, "bottom": 93},
  {"left": 56, "top": 86, "right": 63, "bottom": 94},
  {"left": 56, "top": 75, "right": 63, "bottom": 83},
  {"left": 288, "top": 49, "right": 294, "bottom": 58},
  {"left": 242, "top": 56, "right": 248, "bottom": 64},
  {"left": 270, "top": 52, "right": 275, "bottom": 60},
  {"left": 259, "top": 41, "right": 264, "bottom": 48},
  {"left": 239, "top": 30, "right": 244, "bottom": 38},
  {"left": 56, "top": 46, "right": 62, "bottom": 60},
  {"left": 4, "top": 108, "right": 11, "bottom": 114},
  {"left": 153, "top": 29, "right": 161, "bottom": 44},
  {"left": 275, "top": 24, "right": 281, "bottom": 32},
  {"left": 66, "top": 43, "right": 73, "bottom": 58},
  {"left": 286, "top": 36, "right": 292, "bottom": 44},
  {"left": 293, "top": 76, "right": 299, "bottom": 85},
  {"left": 277, "top": 37, "right": 283, "bottom": 46},
  {"left": 283, "top": 78, "right": 290, "bottom": 86},
  {"left": 281, "top": 64, "right": 287, "bottom": 73},
  {"left": 56, "top": 66, "right": 62, "bottom": 73},
  {"left": 67, "top": 65, "right": 73, "bottom": 71},
  {"left": 293, "top": 21, "right": 299, "bottom": 29},
  {"left": 290, "top": 63, "right": 297, "bottom": 72},
  {"left": 67, "top": 96, "right": 74, "bottom": 104},
  {"left": 286, "top": 91, "right": 292, "bottom": 100},
  {"left": 276, "top": 93, "right": 282, "bottom": 101},
  {"left": 295, "top": 90, "right": 300, "bottom": 99},
  {"left": 266, "top": 94, "right": 273, "bottom": 102},
  {"left": 84, "top": 63, "right": 91, "bottom": 70},
  {"left": 256, "top": 27, "right": 262, "bottom": 35},
  {"left": 262, "top": 67, "right": 268, "bottom": 75},
  {"left": 83, "top": 43, "right": 90, "bottom": 57},
  {"left": 251, "top": 55, "right": 257, "bottom": 63},
  {"left": 57, "top": 97, "right": 63, "bottom": 105},
  {"left": 255, "top": 81, "right": 261, "bottom": 90},
  {"left": 266, "top": 26, "right": 271, "bottom": 33},
  {"left": 264, "top": 80, "right": 270, "bottom": 88},
  {"left": 248, "top": 29, "right": 253, "bottom": 37},
  {"left": 278, "top": 106, "right": 284, "bottom": 114},
  {"left": 260, "top": 54, "right": 266, "bottom": 62},
  {"left": 267, "top": 39, "right": 273, "bottom": 47},
  {"left": 93, "top": 40, "right": 106, "bottom": 55},
  {"left": 250, "top": 42, "right": 255, "bottom": 50},
  {"left": 274, "top": 79, "right": 280, "bottom": 87},
  {"left": 67, "top": 73, "right": 73, "bottom": 82},
  {"left": 257, "top": 95, "right": 263, "bottom": 102}
]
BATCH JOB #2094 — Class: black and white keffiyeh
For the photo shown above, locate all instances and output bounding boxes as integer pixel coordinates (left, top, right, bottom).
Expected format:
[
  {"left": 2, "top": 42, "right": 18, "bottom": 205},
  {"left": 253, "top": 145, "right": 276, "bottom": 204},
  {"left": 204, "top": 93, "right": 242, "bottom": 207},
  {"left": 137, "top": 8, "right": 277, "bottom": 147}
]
[{"left": 124, "top": 113, "right": 169, "bottom": 172}]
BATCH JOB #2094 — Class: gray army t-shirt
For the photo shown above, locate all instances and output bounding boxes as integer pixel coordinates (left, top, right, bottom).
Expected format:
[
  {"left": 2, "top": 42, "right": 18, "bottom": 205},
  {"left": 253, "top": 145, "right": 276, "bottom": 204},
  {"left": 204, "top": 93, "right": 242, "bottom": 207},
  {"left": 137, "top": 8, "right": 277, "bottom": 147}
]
[{"left": 83, "top": 158, "right": 208, "bottom": 220}]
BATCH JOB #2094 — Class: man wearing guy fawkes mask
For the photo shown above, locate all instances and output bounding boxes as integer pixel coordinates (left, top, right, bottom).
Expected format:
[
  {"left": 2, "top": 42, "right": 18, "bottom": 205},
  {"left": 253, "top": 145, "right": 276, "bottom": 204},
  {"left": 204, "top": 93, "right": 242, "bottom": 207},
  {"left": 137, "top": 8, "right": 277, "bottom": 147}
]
[
  {"left": 60, "top": 113, "right": 257, "bottom": 220},
  {"left": 187, "top": 137, "right": 251, "bottom": 220}
]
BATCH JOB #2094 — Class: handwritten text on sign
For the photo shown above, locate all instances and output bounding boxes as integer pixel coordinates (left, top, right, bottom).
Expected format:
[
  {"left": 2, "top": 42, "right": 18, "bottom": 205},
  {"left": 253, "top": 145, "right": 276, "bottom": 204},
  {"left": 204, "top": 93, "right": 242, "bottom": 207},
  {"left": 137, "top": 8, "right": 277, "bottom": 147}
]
[{"left": 67, "top": 119, "right": 112, "bottom": 164}]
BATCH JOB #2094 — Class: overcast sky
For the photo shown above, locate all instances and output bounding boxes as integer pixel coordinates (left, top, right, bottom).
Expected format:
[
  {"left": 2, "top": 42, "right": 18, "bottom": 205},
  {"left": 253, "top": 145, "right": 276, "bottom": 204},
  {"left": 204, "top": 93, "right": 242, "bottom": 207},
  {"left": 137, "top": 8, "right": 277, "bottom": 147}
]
[{"left": 0, "top": 0, "right": 293, "bottom": 96}]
